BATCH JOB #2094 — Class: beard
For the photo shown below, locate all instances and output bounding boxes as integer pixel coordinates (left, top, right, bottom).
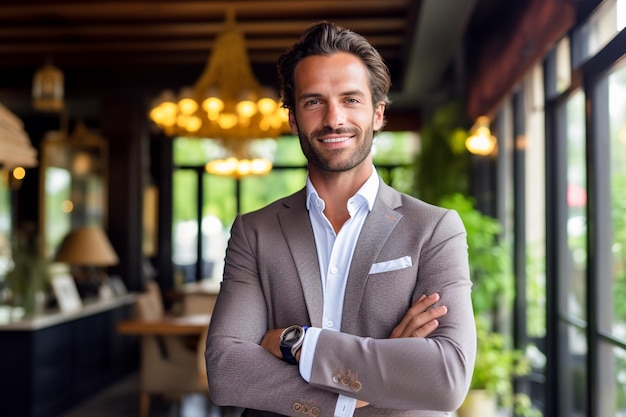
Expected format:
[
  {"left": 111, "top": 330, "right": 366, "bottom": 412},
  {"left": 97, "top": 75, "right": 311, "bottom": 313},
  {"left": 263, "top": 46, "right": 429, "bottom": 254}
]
[{"left": 298, "top": 124, "right": 375, "bottom": 172}]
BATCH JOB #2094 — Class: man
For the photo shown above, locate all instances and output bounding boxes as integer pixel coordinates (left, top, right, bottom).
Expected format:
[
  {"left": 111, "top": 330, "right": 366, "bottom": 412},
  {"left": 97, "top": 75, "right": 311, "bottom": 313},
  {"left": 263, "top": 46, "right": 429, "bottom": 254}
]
[{"left": 206, "top": 21, "right": 476, "bottom": 417}]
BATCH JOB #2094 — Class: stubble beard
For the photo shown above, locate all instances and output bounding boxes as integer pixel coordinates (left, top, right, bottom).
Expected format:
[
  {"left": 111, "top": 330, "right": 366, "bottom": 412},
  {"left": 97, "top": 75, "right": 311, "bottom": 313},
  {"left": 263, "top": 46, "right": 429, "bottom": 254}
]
[{"left": 299, "top": 125, "right": 374, "bottom": 173}]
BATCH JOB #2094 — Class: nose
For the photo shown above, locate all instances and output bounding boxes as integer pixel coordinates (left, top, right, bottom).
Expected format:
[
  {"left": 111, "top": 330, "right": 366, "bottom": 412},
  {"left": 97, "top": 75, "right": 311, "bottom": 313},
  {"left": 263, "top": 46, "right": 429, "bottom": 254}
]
[{"left": 323, "top": 101, "right": 345, "bottom": 128}]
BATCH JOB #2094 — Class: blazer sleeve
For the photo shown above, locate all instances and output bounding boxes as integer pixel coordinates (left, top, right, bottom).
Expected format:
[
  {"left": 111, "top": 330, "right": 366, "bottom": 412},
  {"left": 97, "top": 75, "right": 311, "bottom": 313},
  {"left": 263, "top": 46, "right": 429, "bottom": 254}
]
[
  {"left": 205, "top": 213, "right": 341, "bottom": 417},
  {"left": 308, "top": 209, "right": 476, "bottom": 412}
]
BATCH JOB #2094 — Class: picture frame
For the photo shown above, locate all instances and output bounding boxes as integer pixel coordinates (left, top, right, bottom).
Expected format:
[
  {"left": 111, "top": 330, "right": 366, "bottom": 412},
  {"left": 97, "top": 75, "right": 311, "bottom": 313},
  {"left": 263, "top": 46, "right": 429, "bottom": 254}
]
[{"left": 51, "top": 274, "right": 83, "bottom": 312}]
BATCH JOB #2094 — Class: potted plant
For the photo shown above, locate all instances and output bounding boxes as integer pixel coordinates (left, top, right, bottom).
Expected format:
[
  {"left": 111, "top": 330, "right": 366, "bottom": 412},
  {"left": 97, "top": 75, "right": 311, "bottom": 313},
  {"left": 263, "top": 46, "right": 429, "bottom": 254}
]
[
  {"left": 457, "top": 316, "right": 539, "bottom": 417},
  {"left": 437, "top": 194, "right": 540, "bottom": 417},
  {"left": 3, "top": 223, "right": 49, "bottom": 318}
]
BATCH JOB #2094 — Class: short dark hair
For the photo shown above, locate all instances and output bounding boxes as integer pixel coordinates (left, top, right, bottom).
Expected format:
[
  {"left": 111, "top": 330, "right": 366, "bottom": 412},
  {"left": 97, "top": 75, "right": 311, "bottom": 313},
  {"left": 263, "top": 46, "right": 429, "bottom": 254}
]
[{"left": 277, "top": 21, "right": 392, "bottom": 111}]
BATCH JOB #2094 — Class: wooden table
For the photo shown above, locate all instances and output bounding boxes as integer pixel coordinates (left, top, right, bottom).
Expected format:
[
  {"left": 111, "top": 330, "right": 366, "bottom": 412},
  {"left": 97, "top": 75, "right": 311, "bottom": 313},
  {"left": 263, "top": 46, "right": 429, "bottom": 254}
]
[
  {"left": 117, "top": 314, "right": 211, "bottom": 335},
  {"left": 117, "top": 313, "right": 211, "bottom": 417}
]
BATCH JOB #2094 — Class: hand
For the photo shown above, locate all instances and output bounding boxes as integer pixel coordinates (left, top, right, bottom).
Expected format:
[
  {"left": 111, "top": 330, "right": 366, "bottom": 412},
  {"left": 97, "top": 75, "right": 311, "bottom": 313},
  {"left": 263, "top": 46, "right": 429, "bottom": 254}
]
[
  {"left": 356, "top": 400, "right": 369, "bottom": 408},
  {"left": 260, "top": 328, "right": 285, "bottom": 360},
  {"left": 389, "top": 293, "right": 447, "bottom": 339}
]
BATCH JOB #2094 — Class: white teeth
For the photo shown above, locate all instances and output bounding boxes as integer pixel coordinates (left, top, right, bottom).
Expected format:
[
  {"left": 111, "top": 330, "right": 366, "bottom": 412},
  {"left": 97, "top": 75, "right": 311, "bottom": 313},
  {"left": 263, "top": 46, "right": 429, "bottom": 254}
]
[{"left": 321, "top": 136, "right": 350, "bottom": 143}]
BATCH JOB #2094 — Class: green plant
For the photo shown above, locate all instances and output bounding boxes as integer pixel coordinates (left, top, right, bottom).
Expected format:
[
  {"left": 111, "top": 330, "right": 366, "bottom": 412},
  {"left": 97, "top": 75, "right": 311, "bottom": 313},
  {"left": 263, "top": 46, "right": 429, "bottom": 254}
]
[
  {"left": 413, "top": 101, "right": 470, "bottom": 204},
  {"left": 4, "top": 223, "right": 49, "bottom": 316},
  {"left": 438, "top": 193, "right": 513, "bottom": 318},
  {"left": 438, "top": 193, "right": 541, "bottom": 417},
  {"left": 473, "top": 317, "right": 540, "bottom": 416}
]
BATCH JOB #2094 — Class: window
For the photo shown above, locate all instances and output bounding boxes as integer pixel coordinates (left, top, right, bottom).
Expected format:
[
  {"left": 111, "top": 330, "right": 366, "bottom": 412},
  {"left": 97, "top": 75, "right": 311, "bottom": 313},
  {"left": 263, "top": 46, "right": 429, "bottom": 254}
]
[
  {"left": 171, "top": 132, "right": 417, "bottom": 284},
  {"left": 0, "top": 172, "right": 11, "bottom": 281},
  {"left": 563, "top": 89, "right": 588, "bottom": 417}
]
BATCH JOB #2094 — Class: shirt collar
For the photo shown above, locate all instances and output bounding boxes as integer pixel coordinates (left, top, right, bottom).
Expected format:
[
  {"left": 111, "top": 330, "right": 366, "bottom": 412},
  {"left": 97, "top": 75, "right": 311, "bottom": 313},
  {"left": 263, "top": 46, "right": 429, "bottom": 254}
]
[{"left": 306, "top": 167, "right": 379, "bottom": 212}]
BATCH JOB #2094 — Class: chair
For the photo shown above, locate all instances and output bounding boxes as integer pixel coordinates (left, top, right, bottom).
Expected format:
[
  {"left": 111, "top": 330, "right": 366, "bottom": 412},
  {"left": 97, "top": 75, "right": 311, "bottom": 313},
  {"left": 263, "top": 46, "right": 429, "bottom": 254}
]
[
  {"left": 183, "top": 291, "right": 218, "bottom": 316},
  {"left": 134, "top": 281, "right": 209, "bottom": 417}
]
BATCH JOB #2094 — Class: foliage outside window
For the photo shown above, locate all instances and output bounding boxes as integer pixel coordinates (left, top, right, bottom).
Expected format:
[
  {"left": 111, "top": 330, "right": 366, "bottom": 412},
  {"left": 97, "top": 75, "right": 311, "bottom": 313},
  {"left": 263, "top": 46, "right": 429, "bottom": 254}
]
[{"left": 607, "top": 63, "right": 626, "bottom": 413}]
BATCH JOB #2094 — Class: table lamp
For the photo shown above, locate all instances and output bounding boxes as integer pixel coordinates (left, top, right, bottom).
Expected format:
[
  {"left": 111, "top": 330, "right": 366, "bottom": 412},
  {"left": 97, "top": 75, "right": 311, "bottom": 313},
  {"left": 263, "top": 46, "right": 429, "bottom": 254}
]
[{"left": 54, "top": 226, "right": 119, "bottom": 299}]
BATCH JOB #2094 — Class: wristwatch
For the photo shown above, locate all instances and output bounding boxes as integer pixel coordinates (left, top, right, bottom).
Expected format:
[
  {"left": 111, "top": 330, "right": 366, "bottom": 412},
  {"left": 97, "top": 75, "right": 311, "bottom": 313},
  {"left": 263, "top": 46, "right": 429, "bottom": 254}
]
[{"left": 279, "top": 325, "right": 308, "bottom": 364}]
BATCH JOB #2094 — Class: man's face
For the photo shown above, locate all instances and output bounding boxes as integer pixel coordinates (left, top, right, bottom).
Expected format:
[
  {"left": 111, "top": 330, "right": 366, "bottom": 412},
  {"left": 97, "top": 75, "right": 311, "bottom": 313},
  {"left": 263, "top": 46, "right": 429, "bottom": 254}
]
[{"left": 288, "top": 52, "right": 385, "bottom": 173}]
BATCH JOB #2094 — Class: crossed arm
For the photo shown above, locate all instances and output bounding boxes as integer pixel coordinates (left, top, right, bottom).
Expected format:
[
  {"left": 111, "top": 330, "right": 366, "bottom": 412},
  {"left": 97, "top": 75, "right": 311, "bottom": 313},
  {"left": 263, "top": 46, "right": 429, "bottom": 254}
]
[
  {"left": 261, "top": 292, "right": 447, "bottom": 358},
  {"left": 260, "top": 292, "right": 449, "bottom": 408}
]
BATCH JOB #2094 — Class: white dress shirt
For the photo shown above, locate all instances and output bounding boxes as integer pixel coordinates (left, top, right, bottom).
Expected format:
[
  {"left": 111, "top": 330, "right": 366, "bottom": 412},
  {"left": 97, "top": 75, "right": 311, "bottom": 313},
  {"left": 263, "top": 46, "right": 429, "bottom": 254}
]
[{"left": 299, "top": 168, "right": 379, "bottom": 417}]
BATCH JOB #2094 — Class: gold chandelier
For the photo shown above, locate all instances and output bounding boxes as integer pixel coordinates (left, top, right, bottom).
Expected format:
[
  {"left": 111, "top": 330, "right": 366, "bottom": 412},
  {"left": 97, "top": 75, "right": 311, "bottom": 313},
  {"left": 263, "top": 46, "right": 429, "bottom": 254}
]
[{"left": 149, "top": 10, "right": 289, "bottom": 177}]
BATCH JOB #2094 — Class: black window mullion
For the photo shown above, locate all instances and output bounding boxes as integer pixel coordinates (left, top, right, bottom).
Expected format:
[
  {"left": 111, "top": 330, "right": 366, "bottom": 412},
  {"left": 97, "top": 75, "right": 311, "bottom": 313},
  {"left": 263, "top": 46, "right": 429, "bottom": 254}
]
[
  {"left": 195, "top": 167, "right": 204, "bottom": 282},
  {"left": 544, "top": 80, "right": 570, "bottom": 417},
  {"left": 587, "top": 64, "right": 614, "bottom": 417}
]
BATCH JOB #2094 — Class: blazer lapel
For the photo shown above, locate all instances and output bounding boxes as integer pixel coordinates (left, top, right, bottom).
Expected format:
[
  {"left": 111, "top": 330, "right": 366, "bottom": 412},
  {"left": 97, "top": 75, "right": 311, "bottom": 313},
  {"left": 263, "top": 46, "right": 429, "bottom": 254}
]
[
  {"left": 278, "top": 190, "right": 324, "bottom": 327},
  {"left": 341, "top": 182, "right": 403, "bottom": 333}
]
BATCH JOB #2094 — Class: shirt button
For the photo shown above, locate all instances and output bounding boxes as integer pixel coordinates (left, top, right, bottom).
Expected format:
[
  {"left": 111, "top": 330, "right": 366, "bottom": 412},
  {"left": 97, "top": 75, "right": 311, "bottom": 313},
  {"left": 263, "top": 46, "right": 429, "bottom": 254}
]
[
  {"left": 330, "top": 267, "right": 338, "bottom": 274},
  {"left": 326, "top": 320, "right": 334, "bottom": 328}
]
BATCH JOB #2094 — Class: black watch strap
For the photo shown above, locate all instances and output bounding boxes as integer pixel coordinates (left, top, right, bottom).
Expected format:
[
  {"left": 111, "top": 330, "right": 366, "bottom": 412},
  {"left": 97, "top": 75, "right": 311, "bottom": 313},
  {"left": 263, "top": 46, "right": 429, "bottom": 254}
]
[
  {"left": 279, "top": 325, "right": 309, "bottom": 364},
  {"left": 280, "top": 343, "right": 297, "bottom": 364}
]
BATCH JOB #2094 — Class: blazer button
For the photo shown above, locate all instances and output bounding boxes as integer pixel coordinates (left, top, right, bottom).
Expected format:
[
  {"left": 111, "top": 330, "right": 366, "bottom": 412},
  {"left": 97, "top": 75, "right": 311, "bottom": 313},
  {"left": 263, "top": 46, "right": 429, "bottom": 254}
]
[{"left": 350, "top": 380, "right": 362, "bottom": 392}]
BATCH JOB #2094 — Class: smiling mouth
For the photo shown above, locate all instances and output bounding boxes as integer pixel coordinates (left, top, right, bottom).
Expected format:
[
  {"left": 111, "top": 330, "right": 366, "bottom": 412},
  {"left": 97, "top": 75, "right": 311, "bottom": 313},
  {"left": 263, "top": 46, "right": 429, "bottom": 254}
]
[{"left": 320, "top": 136, "right": 352, "bottom": 143}]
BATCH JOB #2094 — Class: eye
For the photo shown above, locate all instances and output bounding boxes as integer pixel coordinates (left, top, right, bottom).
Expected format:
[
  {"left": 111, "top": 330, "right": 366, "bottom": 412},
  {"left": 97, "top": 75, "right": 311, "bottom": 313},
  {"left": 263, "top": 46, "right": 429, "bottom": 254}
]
[{"left": 304, "top": 98, "right": 320, "bottom": 106}]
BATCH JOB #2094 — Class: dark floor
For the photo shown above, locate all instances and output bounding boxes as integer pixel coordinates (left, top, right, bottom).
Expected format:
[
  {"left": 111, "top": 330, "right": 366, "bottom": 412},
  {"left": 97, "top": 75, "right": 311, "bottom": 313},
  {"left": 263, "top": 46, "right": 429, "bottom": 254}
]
[{"left": 59, "top": 372, "right": 243, "bottom": 417}]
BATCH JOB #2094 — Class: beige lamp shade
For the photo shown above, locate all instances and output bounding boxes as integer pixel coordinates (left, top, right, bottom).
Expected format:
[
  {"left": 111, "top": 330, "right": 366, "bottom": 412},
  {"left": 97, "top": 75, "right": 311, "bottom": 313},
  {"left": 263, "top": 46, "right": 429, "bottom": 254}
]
[{"left": 55, "top": 226, "right": 119, "bottom": 266}]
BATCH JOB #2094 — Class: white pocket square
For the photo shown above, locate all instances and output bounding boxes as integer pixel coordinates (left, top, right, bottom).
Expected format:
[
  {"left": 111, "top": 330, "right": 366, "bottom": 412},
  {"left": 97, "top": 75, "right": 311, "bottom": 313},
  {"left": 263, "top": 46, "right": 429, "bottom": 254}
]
[{"left": 369, "top": 256, "right": 412, "bottom": 274}]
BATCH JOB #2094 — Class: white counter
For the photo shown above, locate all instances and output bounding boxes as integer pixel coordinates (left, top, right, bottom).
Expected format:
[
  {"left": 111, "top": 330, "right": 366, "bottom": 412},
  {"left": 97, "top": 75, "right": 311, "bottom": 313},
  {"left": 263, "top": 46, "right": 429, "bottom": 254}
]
[{"left": 0, "top": 293, "right": 135, "bottom": 331}]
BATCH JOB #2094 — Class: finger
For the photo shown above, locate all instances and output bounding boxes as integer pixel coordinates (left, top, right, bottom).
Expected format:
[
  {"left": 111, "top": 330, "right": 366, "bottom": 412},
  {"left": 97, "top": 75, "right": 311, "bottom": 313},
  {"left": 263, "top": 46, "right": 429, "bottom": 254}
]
[
  {"left": 390, "top": 293, "right": 440, "bottom": 338},
  {"left": 411, "top": 318, "right": 440, "bottom": 338},
  {"left": 402, "top": 305, "right": 448, "bottom": 338},
  {"left": 390, "top": 293, "right": 433, "bottom": 337}
]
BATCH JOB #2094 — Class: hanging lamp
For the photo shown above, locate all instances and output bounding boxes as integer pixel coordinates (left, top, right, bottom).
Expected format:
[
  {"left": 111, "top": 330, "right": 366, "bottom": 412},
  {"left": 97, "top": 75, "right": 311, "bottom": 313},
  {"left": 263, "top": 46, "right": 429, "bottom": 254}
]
[{"left": 149, "top": 10, "right": 289, "bottom": 177}]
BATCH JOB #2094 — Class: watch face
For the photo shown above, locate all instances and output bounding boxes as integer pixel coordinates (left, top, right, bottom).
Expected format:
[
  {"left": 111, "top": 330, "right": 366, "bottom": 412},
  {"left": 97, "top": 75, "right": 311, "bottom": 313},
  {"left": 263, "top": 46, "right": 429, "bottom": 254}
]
[{"left": 282, "top": 326, "right": 303, "bottom": 346}]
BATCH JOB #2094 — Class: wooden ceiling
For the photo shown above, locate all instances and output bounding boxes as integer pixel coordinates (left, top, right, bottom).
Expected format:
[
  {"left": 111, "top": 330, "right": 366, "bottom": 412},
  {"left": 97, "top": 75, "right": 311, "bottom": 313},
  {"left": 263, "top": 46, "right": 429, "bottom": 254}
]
[{"left": 0, "top": 0, "right": 515, "bottom": 121}]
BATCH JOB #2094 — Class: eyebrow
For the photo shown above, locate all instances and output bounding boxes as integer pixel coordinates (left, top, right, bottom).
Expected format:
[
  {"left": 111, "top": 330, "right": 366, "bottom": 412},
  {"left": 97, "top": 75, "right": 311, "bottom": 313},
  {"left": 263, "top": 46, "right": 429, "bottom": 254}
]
[{"left": 297, "top": 89, "right": 368, "bottom": 103}]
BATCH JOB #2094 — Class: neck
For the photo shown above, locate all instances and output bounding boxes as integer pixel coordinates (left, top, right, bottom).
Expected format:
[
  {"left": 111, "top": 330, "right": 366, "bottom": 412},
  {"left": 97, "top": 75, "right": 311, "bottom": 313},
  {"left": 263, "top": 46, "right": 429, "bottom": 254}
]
[{"left": 309, "top": 164, "right": 372, "bottom": 233}]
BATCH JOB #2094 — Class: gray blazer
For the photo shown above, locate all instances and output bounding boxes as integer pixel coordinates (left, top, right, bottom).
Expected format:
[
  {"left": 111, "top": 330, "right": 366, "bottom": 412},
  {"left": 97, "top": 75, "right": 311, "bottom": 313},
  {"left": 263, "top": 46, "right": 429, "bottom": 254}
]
[{"left": 206, "top": 181, "right": 476, "bottom": 417}]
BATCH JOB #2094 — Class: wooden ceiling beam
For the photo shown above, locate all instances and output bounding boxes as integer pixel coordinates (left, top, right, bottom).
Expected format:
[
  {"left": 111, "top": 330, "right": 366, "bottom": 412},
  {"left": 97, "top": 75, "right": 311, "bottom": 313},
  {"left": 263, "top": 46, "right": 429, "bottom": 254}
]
[
  {"left": 0, "top": 0, "right": 408, "bottom": 21},
  {"left": 0, "top": 19, "right": 406, "bottom": 40},
  {"left": 0, "top": 35, "right": 405, "bottom": 54}
]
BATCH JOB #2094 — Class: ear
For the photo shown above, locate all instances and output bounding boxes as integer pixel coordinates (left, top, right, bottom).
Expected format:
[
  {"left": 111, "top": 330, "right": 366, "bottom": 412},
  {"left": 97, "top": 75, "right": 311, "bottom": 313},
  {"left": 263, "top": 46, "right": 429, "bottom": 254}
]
[
  {"left": 373, "top": 102, "right": 386, "bottom": 131},
  {"left": 288, "top": 109, "right": 298, "bottom": 134}
]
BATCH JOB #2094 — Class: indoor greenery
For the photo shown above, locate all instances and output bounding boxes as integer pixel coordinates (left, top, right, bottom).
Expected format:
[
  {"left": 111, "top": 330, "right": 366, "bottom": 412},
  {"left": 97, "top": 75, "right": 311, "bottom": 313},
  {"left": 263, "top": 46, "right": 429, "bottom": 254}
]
[
  {"left": 4, "top": 223, "right": 49, "bottom": 316},
  {"left": 414, "top": 101, "right": 470, "bottom": 204},
  {"left": 438, "top": 193, "right": 540, "bottom": 417}
]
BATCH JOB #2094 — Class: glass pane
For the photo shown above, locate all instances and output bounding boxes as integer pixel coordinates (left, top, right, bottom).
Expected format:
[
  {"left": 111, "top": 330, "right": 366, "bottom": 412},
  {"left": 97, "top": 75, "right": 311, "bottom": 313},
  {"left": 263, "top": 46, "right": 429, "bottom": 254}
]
[
  {"left": 614, "top": 344, "right": 626, "bottom": 416},
  {"left": 387, "top": 165, "right": 415, "bottom": 195},
  {"left": 563, "top": 324, "right": 587, "bottom": 417},
  {"left": 173, "top": 137, "right": 225, "bottom": 166},
  {"left": 0, "top": 172, "right": 11, "bottom": 282},
  {"left": 525, "top": 65, "right": 547, "bottom": 340},
  {"left": 372, "top": 131, "right": 419, "bottom": 165},
  {"left": 44, "top": 166, "right": 72, "bottom": 258},
  {"left": 239, "top": 169, "right": 308, "bottom": 214},
  {"left": 576, "top": 0, "right": 626, "bottom": 64},
  {"left": 200, "top": 212, "right": 228, "bottom": 283},
  {"left": 556, "top": 37, "right": 571, "bottom": 94},
  {"left": 172, "top": 169, "right": 198, "bottom": 285},
  {"left": 566, "top": 90, "right": 587, "bottom": 320},
  {"left": 608, "top": 64, "right": 626, "bottom": 343},
  {"left": 272, "top": 135, "right": 306, "bottom": 166},
  {"left": 201, "top": 173, "right": 236, "bottom": 283},
  {"left": 203, "top": 173, "right": 236, "bottom": 227},
  {"left": 597, "top": 341, "right": 626, "bottom": 416}
]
